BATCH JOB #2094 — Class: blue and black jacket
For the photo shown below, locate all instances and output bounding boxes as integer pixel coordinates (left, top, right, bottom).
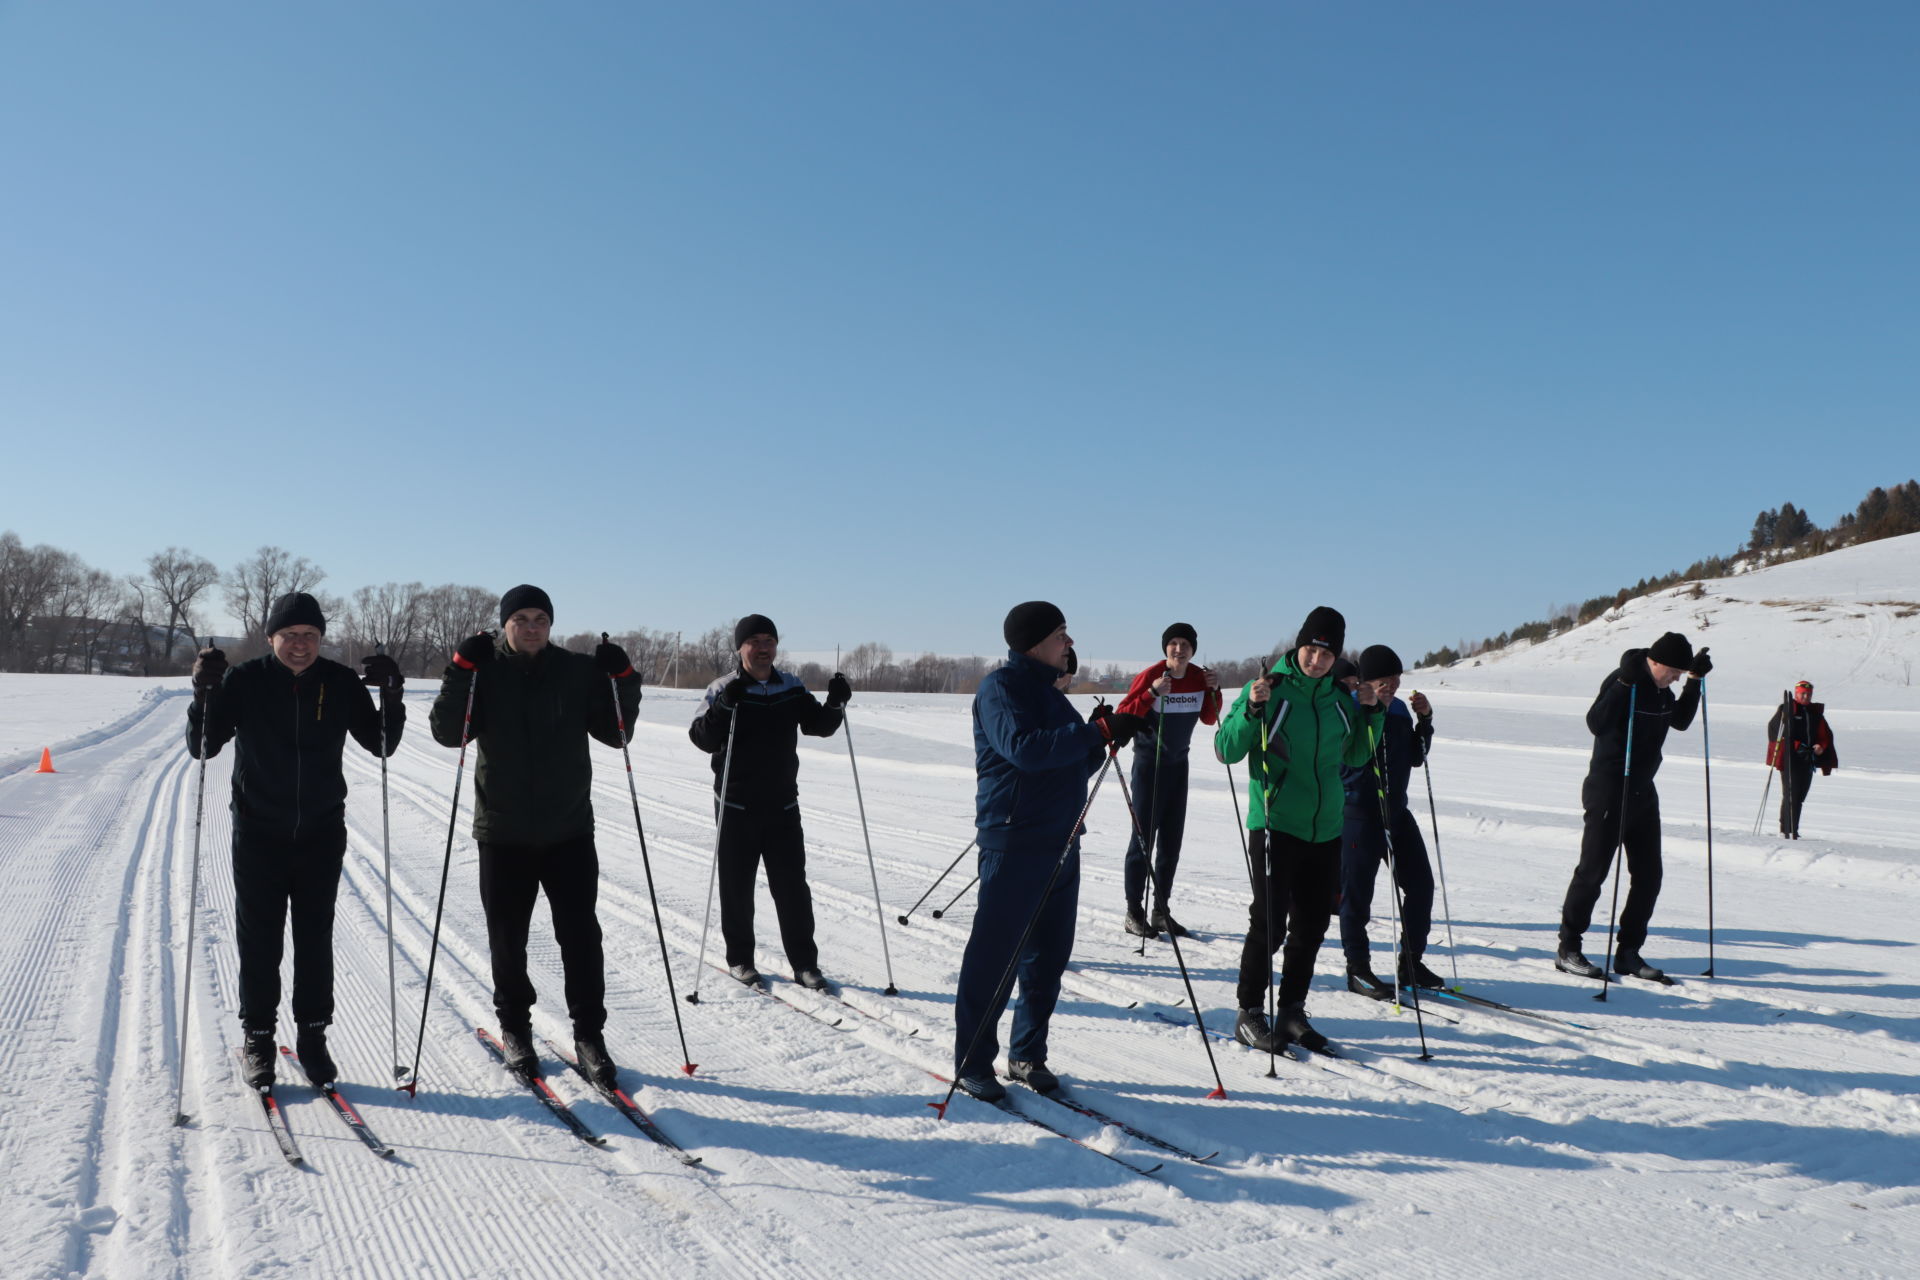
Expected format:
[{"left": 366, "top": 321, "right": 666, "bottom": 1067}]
[
  {"left": 1342, "top": 696, "right": 1432, "bottom": 825},
  {"left": 972, "top": 650, "right": 1107, "bottom": 854}
]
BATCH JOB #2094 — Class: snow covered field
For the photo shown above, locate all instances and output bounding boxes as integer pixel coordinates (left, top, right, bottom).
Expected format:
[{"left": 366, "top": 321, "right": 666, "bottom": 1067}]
[{"left": 6, "top": 536, "right": 1920, "bottom": 1279}]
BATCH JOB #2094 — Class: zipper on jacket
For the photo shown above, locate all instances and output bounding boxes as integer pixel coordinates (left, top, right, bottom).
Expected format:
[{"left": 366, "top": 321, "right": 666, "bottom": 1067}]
[{"left": 292, "top": 673, "right": 303, "bottom": 839}]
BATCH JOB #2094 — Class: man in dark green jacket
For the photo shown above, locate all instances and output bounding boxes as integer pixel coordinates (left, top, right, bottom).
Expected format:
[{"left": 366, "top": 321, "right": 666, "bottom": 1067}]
[
  {"left": 430, "top": 585, "right": 639, "bottom": 1085},
  {"left": 1215, "top": 606, "right": 1380, "bottom": 1054}
]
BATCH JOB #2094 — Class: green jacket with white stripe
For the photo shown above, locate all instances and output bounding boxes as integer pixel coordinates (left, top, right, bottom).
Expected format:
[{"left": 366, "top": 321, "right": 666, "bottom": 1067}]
[{"left": 1214, "top": 650, "right": 1381, "bottom": 841}]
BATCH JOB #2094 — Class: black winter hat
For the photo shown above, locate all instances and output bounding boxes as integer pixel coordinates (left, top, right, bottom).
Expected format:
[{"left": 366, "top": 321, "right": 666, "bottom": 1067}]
[
  {"left": 265, "top": 592, "right": 326, "bottom": 637},
  {"left": 1065, "top": 647, "right": 1079, "bottom": 676},
  {"left": 1328, "top": 657, "right": 1358, "bottom": 684},
  {"left": 1294, "top": 605, "right": 1346, "bottom": 655},
  {"left": 1647, "top": 632, "right": 1694, "bottom": 670},
  {"left": 1004, "top": 600, "right": 1066, "bottom": 654},
  {"left": 1358, "top": 644, "right": 1404, "bottom": 682},
  {"left": 734, "top": 614, "right": 779, "bottom": 647},
  {"left": 499, "top": 584, "right": 554, "bottom": 626},
  {"left": 1161, "top": 622, "right": 1198, "bottom": 652}
]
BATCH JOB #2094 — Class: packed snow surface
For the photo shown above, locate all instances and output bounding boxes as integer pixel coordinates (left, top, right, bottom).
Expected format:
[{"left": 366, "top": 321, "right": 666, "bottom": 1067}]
[{"left": 5, "top": 535, "right": 1919, "bottom": 1278}]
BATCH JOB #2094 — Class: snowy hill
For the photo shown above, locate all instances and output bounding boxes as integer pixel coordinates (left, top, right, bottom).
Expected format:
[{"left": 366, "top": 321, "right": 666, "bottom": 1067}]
[{"left": 5, "top": 541, "right": 1920, "bottom": 1277}]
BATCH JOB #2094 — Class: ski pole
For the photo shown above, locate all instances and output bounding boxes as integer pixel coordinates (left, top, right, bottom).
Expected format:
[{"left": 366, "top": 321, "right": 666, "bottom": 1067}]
[
  {"left": 401, "top": 658, "right": 480, "bottom": 1095},
  {"left": 684, "top": 699, "right": 738, "bottom": 1004},
  {"left": 375, "top": 641, "right": 403, "bottom": 1082},
  {"left": 1256, "top": 690, "right": 1283, "bottom": 1078},
  {"left": 931, "top": 752, "right": 1118, "bottom": 1119},
  {"left": 933, "top": 874, "right": 978, "bottom": 919},
  {"left": 1419, "top": 745, "right": 1461, "bottom": 990},
  {"left": 1112, "top": 757, "right": 1227, "bottom": 1098},
  {"left": 171, "top": 681, "right": 212, "bottom": 1126},
  {"left": 1700, "top": 678, "right": 1715, "bottom": 978},
  {"left": 841, "top": 707, "right": 898, "bottom": 995},
  {"left": 1369, "top": 721, "right": 1430, "bottom": 1060},
  {"left": 898, "top": 838, "right": 975, "bottom": 924},
  {"left": 1752, "top": 723, "right": 1777, "bottom": 837},
  {"left": 1133, "top": 701, "right": 1166, "bottom": 958},
  {"left": 1595, "top": 685, "right": 1637, "bottom": 1004},
  {"left": 604, "top": 638, "right": 698, "bottom": 1072}
]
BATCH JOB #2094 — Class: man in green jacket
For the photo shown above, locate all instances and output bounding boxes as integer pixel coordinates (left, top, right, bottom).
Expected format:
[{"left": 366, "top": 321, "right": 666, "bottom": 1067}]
[
  {"left": 430, "top": 585, "right": 640, "bottom": 1085},
  {"left": 1215, "top": 606, "right": 1381, "bottom": 1053}
]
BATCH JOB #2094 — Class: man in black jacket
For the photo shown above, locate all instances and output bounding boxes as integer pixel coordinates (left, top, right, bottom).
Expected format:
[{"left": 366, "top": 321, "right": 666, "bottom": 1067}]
[
  {"left": 429, "top": 585, "right": 639, "bottom": 1085},
  {"left": 187, "top": 592, "right": 405, "bottom": 1088},
  {"left": 689, "top": 615, "right": 849, "bottom": 990},
  {"left": 1556, "top": 631, "right": 1711, "bottom": 984}
]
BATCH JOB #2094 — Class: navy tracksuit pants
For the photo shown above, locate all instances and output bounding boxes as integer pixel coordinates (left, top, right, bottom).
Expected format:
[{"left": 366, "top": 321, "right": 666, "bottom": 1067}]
[
  {"left": 1121, "top": 753, "right": 1189, "bottom": 911},
  {"left": 1337, "top": 805, "right": 1434, "bottom": 974},
  {"left": 952, "top": 841, "right": 1080, "bottom": 1074}
]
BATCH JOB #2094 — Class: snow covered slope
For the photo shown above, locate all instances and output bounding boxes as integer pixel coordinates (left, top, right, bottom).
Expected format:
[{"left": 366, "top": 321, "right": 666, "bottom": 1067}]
[{"left": 5, "top": 541, "right": 1919, "bottom": 1277}]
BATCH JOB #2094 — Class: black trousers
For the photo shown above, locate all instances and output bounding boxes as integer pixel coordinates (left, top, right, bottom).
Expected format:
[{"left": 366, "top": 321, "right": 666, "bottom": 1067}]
[
  {"left": 718, "top": 802, "right": 818, "bottom": 972},
  {"left": 233, "top": 825, "right": 347, "bottom": 1031},
  {"left": 1235, "top": 830, "right": 1341, "bottom": 1011},
  {"left": 477, "top": 834, "right": 606, "bottom": 1035},
  {"left": 1560, "top": 777, "right": 1664, "bottom": 958},
  {"left": 1779, "top": 759, "right": 1817, "bottom": 836}
]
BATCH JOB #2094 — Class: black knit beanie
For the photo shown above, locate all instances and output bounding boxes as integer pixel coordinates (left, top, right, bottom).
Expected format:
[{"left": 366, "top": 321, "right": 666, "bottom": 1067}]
[
  {"left": 1294, "top": 605, "right": 1346, "bottom": 655},
  {"left": 1004, "top": 601, "right": 1066, "bottom": 654},
  {"left": 1647, "top": 632, "right": 1693, "bottom": 670},
  {"left": 265, "top": 592, "right": 326, "bottom": 637},
  {"left": 1065, "top": 647, "right": 1078, "bottom": 676},
  {"left": 1161, "top": 622, "right": 1198, "bottom": 652},
  {"left": 1328, "top": 657, "right": 1358, "bottom": 685},
  {"left": 1358, "top": 644, "right": 1403, "bottom": 682},
  {"left": 499, "top": 584, "right": 554, "bottom": 626},
  {"left": 734, "top": 614, "right": 779, "bottom": 647}
]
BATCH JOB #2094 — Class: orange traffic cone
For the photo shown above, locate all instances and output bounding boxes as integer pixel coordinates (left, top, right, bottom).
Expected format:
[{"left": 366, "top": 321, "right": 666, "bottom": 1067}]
[{"left": 35, "top": 748, "right": 55, "bottom": 773}]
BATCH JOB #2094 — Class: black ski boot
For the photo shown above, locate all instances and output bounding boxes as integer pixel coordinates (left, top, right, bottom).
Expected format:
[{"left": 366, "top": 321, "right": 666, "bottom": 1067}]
[
  {"left": 1150, "top": 905, "right": 1191, "bottom": 939},
  {"left": 295, "top": 1021, "right": 337, "bottom": 1086},
  {"left": 241, "top": 1027, "right": 276, "bottom": 1090},
  {"left": 1555, "top": 947, "right": 1605, "bottom": 979},
  {"left": 1397, "top": 958, "right": 1446, "bottom": 990},
  {"left": 1008, "top": 1059, "right": 1060, "bottom": 1093},
  {"left": 729, "top": 963, "right": 763, "bottom": 987},
  {"left": 1347, "top": 968, "right": 1393, "bottom": 1001},
  {"left": 1614, "top": 953, "right": 1674, "bottom": 985},
  {"left": 574, "top": 1032, "right": 618, "bottom": 1089},
  {"left": 954, "top": 1068, "right": 1006, "bottom": 1103},
  {"left": 1123, "top": 907, "right": 1160, "bottom": 939},
  {"left": 1234, "top": 1008, "right": 1285, "bottom": 1053},
  {"left": 1278, "top": 1003, "right": 1328, "bottom": 1053},
  {"left": 793, "top": 968, "right": 829, "bottom": 991},
  {"left": 499, "top": 1027, "right": 539, "bottom": 1077}
]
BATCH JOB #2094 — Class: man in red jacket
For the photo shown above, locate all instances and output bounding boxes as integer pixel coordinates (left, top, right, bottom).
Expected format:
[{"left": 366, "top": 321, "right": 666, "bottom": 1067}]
[
  {"left": 1117, "top": 623, "right": 1222, "bottom": 939},
  {"left": 1767, "top": 680, "right": 1839, "bottom": 840}
]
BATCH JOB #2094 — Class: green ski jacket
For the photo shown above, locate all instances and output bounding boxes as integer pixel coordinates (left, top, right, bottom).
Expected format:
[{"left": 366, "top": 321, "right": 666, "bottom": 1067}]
[{"left": 1214, "top": 651, "right": 1381, "bottom": 841}]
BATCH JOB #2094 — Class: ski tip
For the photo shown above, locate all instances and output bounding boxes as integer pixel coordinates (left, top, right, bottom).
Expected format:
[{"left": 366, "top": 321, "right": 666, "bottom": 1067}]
[
  {"left": 681, "top": 1062, "right": 698, "bottom": 1077},
  {"left": 926, "top": 1100, "right": 949, "bottom": 1121},
  {"left": 1205, "top": 1086, "right": 1227, "bottom": 1100}
]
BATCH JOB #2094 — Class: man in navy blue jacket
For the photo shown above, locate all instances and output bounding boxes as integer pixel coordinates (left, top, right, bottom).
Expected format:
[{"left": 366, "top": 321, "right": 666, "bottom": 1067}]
[
  {"left": 1336, "top": 645, "right": 1440, "bottom": 998},
  {"left": 950, "top": 602, "right": 1142, "bottom": 1100}
]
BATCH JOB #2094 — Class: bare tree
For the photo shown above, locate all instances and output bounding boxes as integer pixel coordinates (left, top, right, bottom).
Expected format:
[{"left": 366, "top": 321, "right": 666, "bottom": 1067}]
[
  {"left": 224, "top": 546, "right": 326, "bottom": 652},
  {"left": 842, "top": 642, "right": 893, "bottom": 685},
  {"left": 416, "top": 584, "right": 498, "bottom": 676},
  {"left": 145, "top": 547, "right": 219, "bottom": 665},
  {"left": 40, "top": 567, "right": 124, "bottom": 672},
  {"left": 0, "top": 532, "right": 75, "bottom": 672},
  {"left": 693, "top": 622, "right": 740, "bottom": 680},
  {"left": 340, "top": 582, "right": 427, "bottom": 672}
]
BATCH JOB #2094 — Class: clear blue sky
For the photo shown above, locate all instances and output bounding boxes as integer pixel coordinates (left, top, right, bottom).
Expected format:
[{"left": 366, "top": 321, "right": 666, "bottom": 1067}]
[{"left": 4, "top": 2, "right": 1915, "bottom": 664}]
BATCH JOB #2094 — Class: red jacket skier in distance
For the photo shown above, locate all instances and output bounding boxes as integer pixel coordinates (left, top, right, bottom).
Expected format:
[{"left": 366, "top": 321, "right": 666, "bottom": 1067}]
[{"left": 1117, "top": 660, "right": 1223, "bottom": 754}]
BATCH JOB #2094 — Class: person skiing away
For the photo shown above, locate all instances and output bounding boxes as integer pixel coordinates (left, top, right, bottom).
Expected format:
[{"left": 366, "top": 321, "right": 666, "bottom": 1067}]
[
  {"left": 1337, "top": 645, "right": 1441, "bottom": 998},
  {"left": 688, "top": 615, "right": 850, "bottom": 991},
  {"left": 187, "top": 592, "right": 405, "bottom": 1088},
  {"left": 429, "top": 586, "right": 638, "bottom": 1086},
  {"left": 952, "top": 602, "right": 1143, "bottom": 1099},
  {"left": 1215, "top": 606, "right": 1382, "bottom": 1054},
  {"left": 1767, "top": 680, "right": 1838, "bottom": 839},
  {"left": 1115, "top": 623, "right": 1222, "bottom": 939},
  {"left": 1555, "top": 631, "right": 1712, "bottom": 984}
]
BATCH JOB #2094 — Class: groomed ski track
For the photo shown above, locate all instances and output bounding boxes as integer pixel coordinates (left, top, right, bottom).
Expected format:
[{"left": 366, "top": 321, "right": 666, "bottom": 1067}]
[{"left": 7, "top": 544, "right": 1920, "bottom": 1280}]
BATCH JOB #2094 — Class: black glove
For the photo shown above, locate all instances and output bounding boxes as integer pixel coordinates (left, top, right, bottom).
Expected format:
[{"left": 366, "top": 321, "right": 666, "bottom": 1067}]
[
  {"left": 453, "top": 632, "right": 496, "bottom": 671},
  {"left": 1090, "top": 706, "right": 1147, "bottom": 749},
  {"left": 360, "top": 653, "right": 403, "bottom": 691},
  {"left": 594, "top": 639, "right": 633, "bottom": 678},
  {"left": 1689, "top": 647, "right": 1713, "bottom": 679},
  {"left": 826, "top": 672, "right": 852, "bottom": 709},
  {"left": 191, "top": 647, "right": 227, "bottom": 696},
  {"left": 721, "top": 674, "right": 753, "bottom": 707}
]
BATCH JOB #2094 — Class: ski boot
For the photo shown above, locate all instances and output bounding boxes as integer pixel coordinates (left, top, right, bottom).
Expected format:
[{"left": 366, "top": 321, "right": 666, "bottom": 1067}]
[{"left": 295, "top": 1021, "right": 337, "bottom": 1086}]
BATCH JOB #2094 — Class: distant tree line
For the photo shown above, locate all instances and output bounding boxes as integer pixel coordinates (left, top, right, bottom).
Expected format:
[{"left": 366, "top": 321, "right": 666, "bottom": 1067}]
[{"left": 1415, "top": 477, "right": 1920, "bottom": 668}]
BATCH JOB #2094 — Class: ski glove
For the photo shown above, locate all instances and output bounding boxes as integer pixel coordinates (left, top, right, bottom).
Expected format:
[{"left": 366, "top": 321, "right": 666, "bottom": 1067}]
[
  {"left": 359, "top": 653, "right": 404, "bottom": 691},
  {"left": 825, "top": 672, "right": 853, "bottom": 709},
  {"left": 452, "top": 633, "right": 497, "bottom": 671},
  {"left": 721, "top": 674, "right": 754, "bottom": 707},
  {"left": 594, "top": 640, "right": 633, "bottom": 678},
  {"left": 1090, "top": 707, "right": 1147, "bottom": 749},
  {"left": 191, "top": 647, "right": 228, "bottom": 695},
  {"left": 1688, "top": 648, "right": 1713, "bottom": 679}
]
